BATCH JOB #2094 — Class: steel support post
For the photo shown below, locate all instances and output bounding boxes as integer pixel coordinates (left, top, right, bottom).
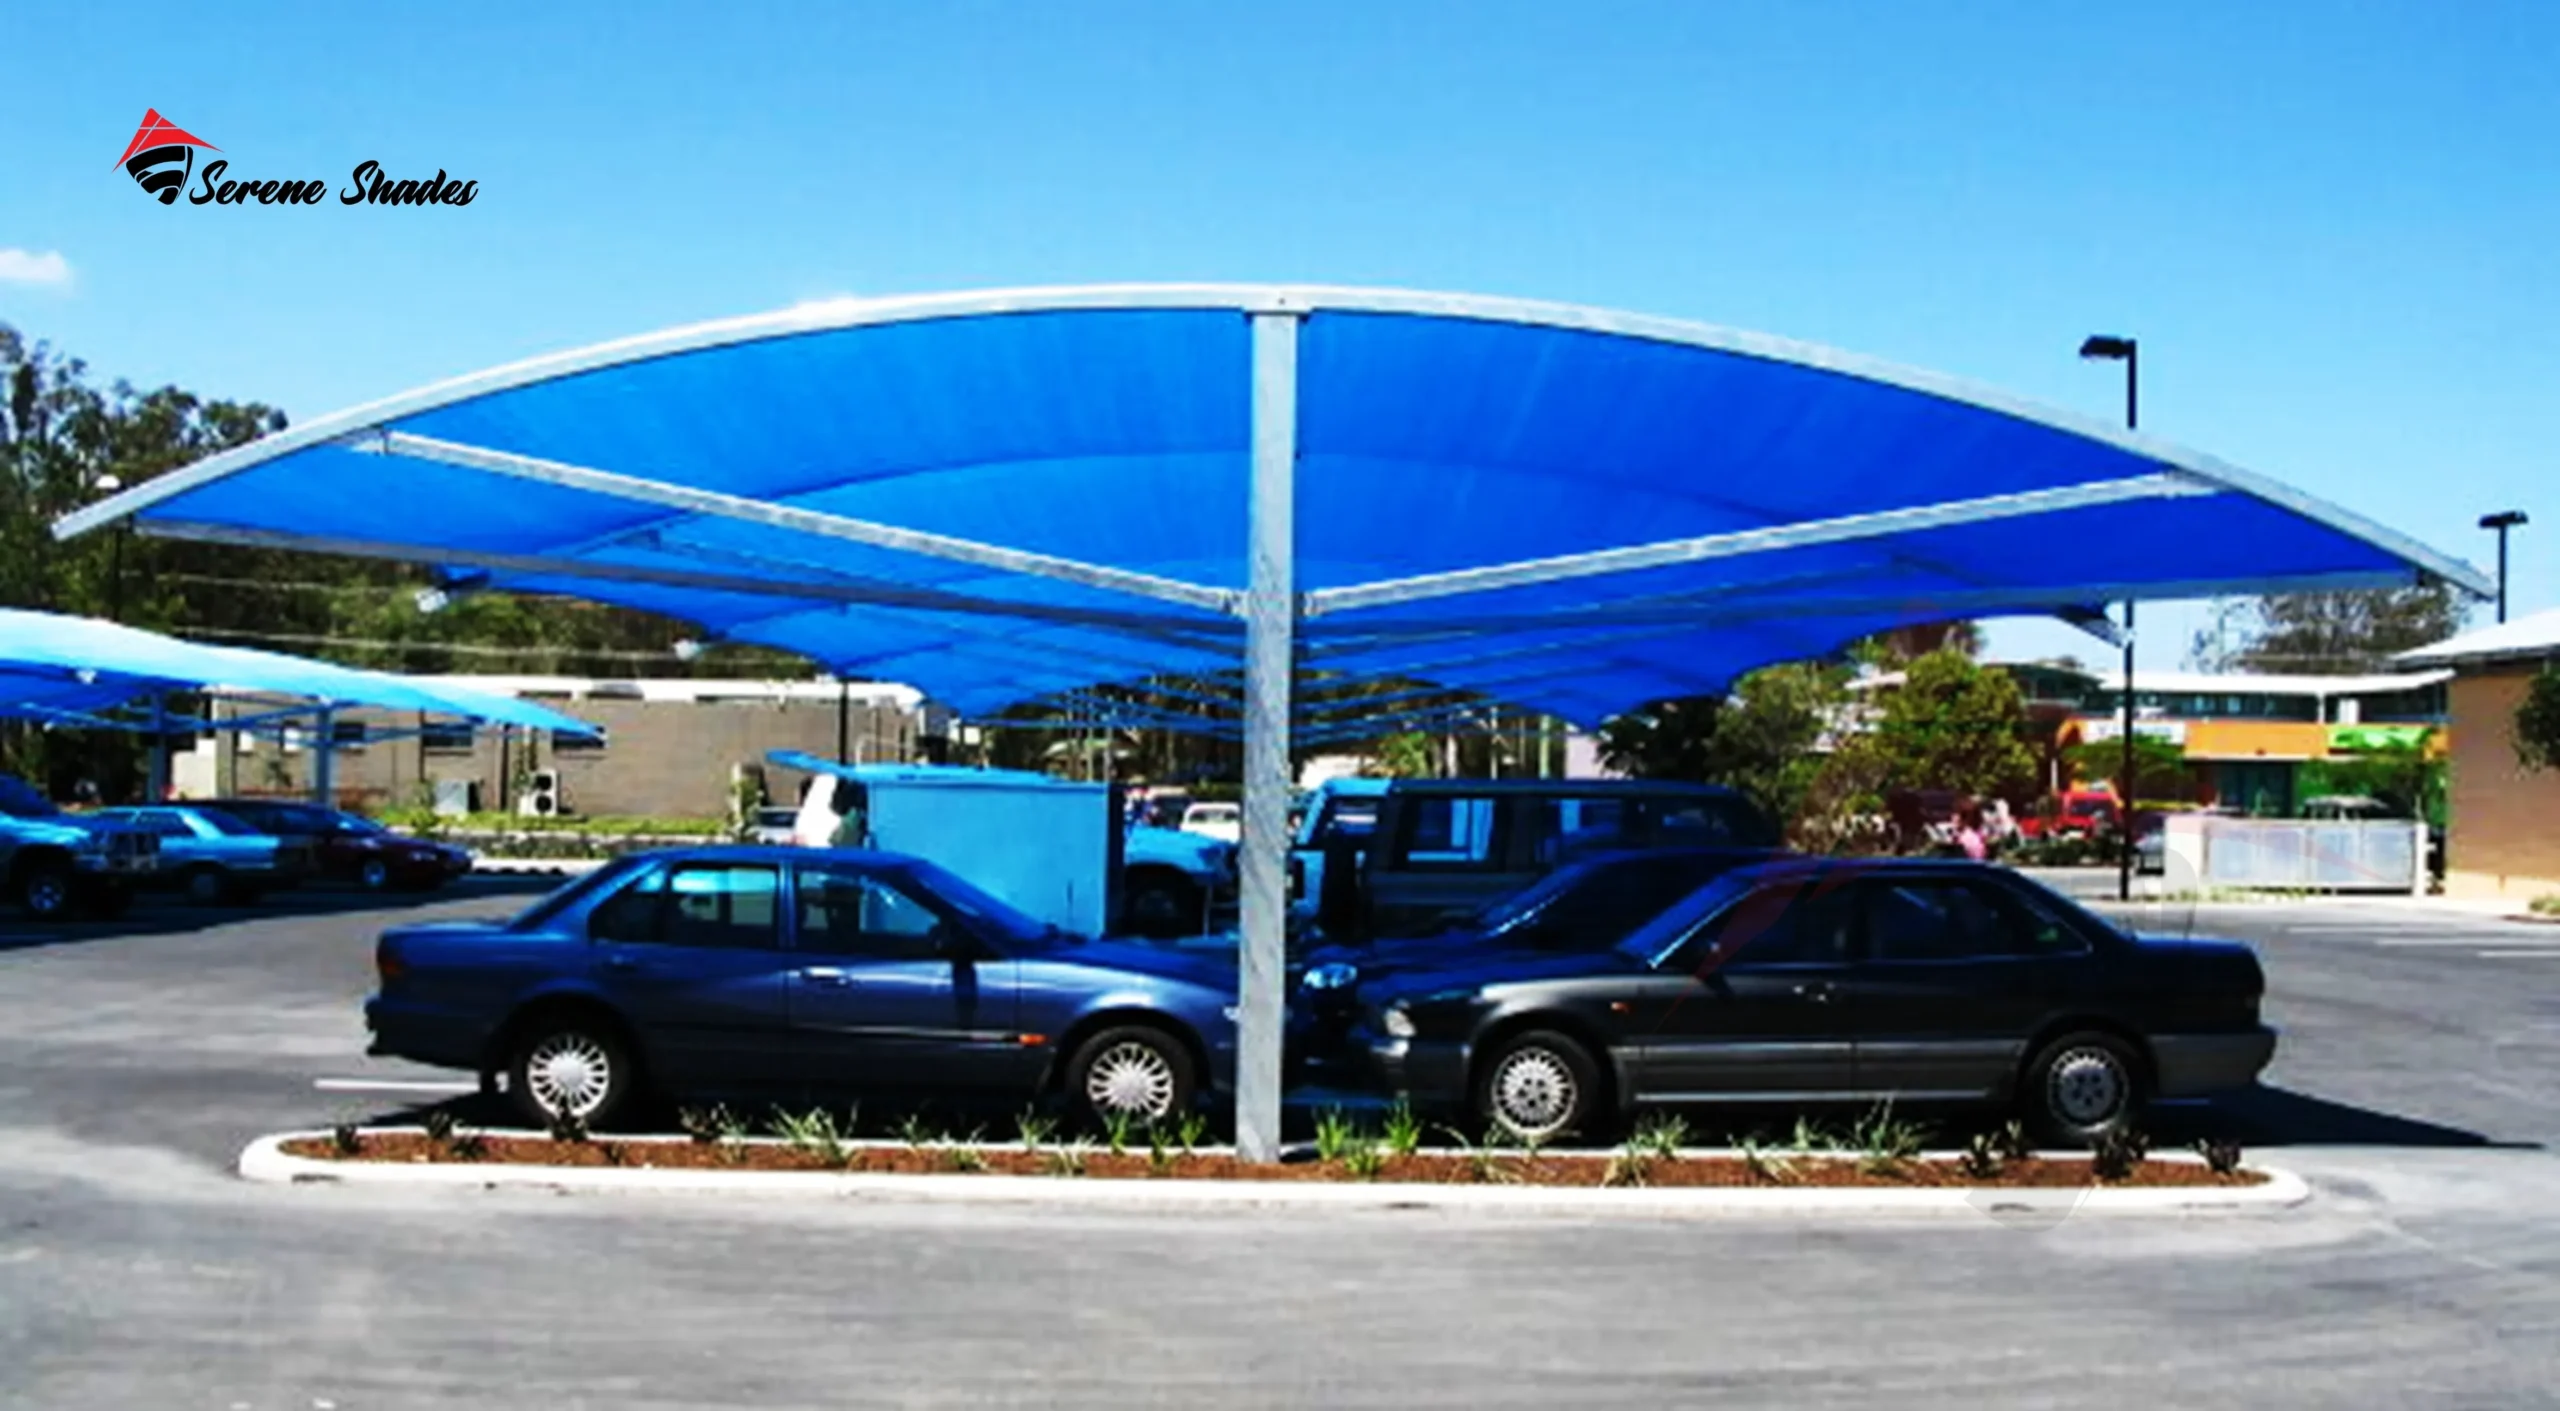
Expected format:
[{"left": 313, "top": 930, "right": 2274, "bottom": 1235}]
[
  {"left": 2118, "top": 604, "right": 2135, "bottom": 903},
  {"left": 146, "top": 697, "right": 170, "bottom": 802},
  {"left": 1235, "top": 308, "right": 1300, "bottom": 1164},
  {"left": 313, "top": 706, "right": 337, "bottom": 807}
]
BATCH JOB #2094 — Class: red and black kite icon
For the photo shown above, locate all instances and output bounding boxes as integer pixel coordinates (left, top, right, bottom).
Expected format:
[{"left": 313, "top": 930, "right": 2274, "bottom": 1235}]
[{"left": 117, "top": 109, "right": 219, "bottom": 205}]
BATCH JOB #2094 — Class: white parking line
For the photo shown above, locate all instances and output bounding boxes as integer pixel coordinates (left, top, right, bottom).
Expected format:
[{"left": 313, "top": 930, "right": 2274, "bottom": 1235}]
[
  {"left": 312, "top": 1078, "right": 480, "bottom": 1094},
  {"left": 2475, "top": 949, "right": 2560, "bottom": 959}
]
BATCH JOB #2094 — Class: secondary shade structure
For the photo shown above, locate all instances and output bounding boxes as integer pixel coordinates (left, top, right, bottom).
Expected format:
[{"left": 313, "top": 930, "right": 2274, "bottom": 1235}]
[
  {"left": 54, "top": 283, "right": 2492, "bottom": 1159},
  {"left": 0, "top": 607, "right": 600, "bottom": 737}
]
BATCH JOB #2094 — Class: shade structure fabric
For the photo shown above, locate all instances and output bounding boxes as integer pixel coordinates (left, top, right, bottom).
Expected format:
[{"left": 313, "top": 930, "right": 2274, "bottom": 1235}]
[
  {"left": 56, "top": 285, "right": 2488, "bottom": 724},
  {"left": 0, "top": 608, "right": 601, "bottom": 736}
]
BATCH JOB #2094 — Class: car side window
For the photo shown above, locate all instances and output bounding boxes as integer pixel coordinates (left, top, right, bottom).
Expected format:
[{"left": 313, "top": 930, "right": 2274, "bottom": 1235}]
[
  {"left": 1391, "top": 796, "right": 1504, "bottom": 872},
  {"left": 1862, "top": 881, "right": 2026, "bottom": 962},
  {"left": 588, "top": 865, "right": 780, "bottom": 949},
  {"left": 138, "top": 810, "right": 195, "bottom": 838},
  {"left": 794, "top": 865, "right": 954, "bottom": 961}
]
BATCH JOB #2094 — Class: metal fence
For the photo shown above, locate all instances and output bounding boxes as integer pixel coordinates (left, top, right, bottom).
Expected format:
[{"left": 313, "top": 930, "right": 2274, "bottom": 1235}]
[{"left": 2159, "top": 815, "right": 2426, "bottom": 894}]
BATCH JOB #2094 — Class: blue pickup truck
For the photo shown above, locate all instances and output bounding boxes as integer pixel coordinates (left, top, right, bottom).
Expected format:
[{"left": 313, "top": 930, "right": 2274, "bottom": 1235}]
[{"left": 0, "top": 776, "right": 161, "bottom": 920}]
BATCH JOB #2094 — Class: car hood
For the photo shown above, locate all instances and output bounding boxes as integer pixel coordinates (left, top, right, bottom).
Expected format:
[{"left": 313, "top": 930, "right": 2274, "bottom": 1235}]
[
  {"left": 1357, "top": 947, "right": 1645, "bottom": 1004},
  {"left": 1124, "top": 826, "right": 1234, "bottom": 878},
  {"left": 1038, "top": 937, "right": 1236, "bottom": 989},
  {"left": 0, "top": 816, "right": 99, "bottom": 845}
]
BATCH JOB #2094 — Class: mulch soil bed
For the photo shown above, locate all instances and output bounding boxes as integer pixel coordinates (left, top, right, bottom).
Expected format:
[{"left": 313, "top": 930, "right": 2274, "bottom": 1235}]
[{"left": 281, "top": 1134, "right": 2265, "bottom": 1188}]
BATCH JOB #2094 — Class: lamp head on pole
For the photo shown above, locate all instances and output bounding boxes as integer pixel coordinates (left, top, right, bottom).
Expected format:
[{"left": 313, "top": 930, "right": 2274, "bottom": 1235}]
[
  {"left": 2480, "top": 510, "right": 2529, "bottom": 532},
  {"left": 2078, "top": 335, "right": 2137, "bottom": 362}
]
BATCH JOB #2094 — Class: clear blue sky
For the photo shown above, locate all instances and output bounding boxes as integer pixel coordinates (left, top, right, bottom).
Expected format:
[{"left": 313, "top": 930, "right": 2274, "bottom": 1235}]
[{"left": 5, "top": 1, "right": 2553, "bottom": 673}]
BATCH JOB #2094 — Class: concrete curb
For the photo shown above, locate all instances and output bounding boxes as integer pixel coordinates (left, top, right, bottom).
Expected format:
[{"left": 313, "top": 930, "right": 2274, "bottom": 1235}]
[{"left": 238, "top": 1132, "right": 2312, "bottom": 1218}]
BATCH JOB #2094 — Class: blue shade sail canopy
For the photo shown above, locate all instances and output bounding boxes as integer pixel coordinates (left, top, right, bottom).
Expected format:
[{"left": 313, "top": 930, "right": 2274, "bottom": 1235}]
[
  {"left": 55, "top": 285, "right": 2490, "bottom": 725},
  {"left": 0, "top": 608, "right": 601, "bottom": 736}
]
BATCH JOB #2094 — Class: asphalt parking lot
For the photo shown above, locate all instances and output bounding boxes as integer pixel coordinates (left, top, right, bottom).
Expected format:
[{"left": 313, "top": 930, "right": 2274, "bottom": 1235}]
[{"left": 1, "top": 879, "right": 2555, "bottom": 1408}]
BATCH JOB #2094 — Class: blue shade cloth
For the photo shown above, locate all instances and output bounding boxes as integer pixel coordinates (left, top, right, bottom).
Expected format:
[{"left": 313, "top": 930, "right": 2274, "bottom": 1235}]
[
  {"left": 0, "top": 608, "right": 600, "bottom": 736},
  {"left": 54, "top": 286, "right": 2489, "bottom": 725}
]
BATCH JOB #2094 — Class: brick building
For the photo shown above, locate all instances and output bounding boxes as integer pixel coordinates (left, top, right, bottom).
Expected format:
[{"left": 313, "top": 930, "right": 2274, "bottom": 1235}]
[
  {"left": 180, "top": 676, "right": 928, "bottom": 819},
  {"left": 2399, "top": 609, "right": 2560, "bottom": 901}
]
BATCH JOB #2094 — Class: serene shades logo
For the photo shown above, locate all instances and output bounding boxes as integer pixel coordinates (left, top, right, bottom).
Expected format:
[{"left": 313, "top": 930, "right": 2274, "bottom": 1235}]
[{"left": 116, "top": 108, "right": 479, "bottom": 208}]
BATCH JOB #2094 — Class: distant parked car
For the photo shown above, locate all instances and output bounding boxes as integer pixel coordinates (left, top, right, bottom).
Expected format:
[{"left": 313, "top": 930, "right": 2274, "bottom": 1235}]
[
  {"left": 1178, "top": 801, "right": 1242, "bottom": 844},
  {"left": 91, "top": 805, "right": 313, "bottom": 904},
  {"left": 1331, "top": 855, "right": 2273, "bottom": 1145},
  {"left": 1288, "top": 776, "right": 1390, "bottom": 926},
  {"left": 364, "top": 845, "right": 1242, "bottom": 1129},
  {"left": 1351, "top": 779, "right": 1780, "bottom": 940},
  {"left": 206, "top": 799, "right": 472, "bottom": 892},
  {"left": 0, "top": 776, "right": 159, "bottom": 920}
]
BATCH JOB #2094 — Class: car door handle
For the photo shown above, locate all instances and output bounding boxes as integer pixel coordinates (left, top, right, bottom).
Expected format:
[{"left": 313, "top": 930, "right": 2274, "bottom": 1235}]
[
  {"left": 1792, "top": 981, "right": 1834, "bottom": 1004},
  {"left": 799, "top": 966, "right": 854, "bottom": 987}
]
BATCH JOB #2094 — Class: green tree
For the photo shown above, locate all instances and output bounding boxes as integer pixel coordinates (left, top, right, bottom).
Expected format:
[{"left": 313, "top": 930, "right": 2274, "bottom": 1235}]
[
  {"left": 1834, "top": 649, "right": 2037, "bottom": 800},
  {"left": 2514, "top": 665, "right": 2560, "bottom": 773},
  {"left": 2221, "top": 585, "right": 2467, "bottom": 674},
  {"left": 2301, "top": 732, "right": 2446, "bottom": 823},
  {"left": 1598, "top": 665, "right": 1843, "bottom": 821},
  {"left": 2063, "top": 734, "right": 2188, "bottom": 802}
]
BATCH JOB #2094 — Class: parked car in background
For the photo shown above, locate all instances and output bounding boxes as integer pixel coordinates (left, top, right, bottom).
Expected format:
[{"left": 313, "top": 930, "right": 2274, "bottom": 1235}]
[
  {"left": 1333, "top": 856, "right": 2273, "bottom": 1145},
  {"left": 364, "top": 845, "right": 1241, "bottom": 1129},
  {"left": 1288, "top": 776, "right": 1389, "bottom": 926},
  {"left": 206, "top": 799, "right": 472, "bottom": 892},
  {"left": 91, "top": 805, "right": 313, "bottom": 904},
  {"left": 1177, "top": 800, "right": 1242, "bottom": 844},
  {"left": 1350, "top": 779, "right": 1780, "bottom": 941},
  {"left": 0, "top": 775, "right": 159, "bottom": 920}
]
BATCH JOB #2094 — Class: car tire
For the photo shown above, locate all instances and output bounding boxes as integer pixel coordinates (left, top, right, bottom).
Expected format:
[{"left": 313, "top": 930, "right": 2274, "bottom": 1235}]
[
  {"left": 178, "top": 865, "right": 231, "bottom": 907},
  {"left": 358, "top": 857, "right": 392, "bottom": 892},
  {"left": 16, "top": 858, "right": 76, "bottom": 921},
  {"left": 1066, "top": 1024, "right": 1197, "bottom": 1127},
  {"left": 2021, "top": 1030, "right": 2146, "bottom": 1146},
  {"left": 507, "top": 1014, "right": 636, "bottom": 1129},
  {"left": 1475, "top": 1029, "right": 1602, "bottom": 1144},
  {"left": 1121, "top": 872, "right": 1204, "bottom": 940}
]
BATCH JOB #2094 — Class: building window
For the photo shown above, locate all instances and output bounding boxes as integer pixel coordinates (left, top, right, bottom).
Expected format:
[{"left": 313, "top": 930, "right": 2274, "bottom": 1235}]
[
  {"left": 420, "top": 721, "right": 475, "bottom": 753},
  {"left": 330, "top": 720, "right": 369, "bottom": 749}
]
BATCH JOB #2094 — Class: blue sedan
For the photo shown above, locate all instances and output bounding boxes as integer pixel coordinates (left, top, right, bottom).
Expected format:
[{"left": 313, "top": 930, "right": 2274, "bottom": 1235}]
[
  {"left": 366, "top": 845, "right": 1241, "bottom": 1128},
  {"left": 91, "top": 805, "right": 313, "bottom": 904}
]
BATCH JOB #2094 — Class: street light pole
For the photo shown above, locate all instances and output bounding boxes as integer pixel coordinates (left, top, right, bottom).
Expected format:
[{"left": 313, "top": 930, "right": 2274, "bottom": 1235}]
[
  {"left": 2480, "top": 511, "right": 2528, "bottom": 624},
  {"left": 2081, "top": 335, "right": 2139, "bottom": 902}
]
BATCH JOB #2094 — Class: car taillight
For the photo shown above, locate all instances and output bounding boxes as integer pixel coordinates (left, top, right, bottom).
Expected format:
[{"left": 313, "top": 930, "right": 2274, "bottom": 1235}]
[{"left": 376, "top": 940, "right": 406, "bottom": 985}]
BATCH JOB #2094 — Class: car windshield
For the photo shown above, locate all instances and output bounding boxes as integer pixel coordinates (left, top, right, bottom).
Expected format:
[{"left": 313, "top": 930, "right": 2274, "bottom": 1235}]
[
  {"left": 509, "top": 856, "right": 652, "bottom": 931},
  {"left": 895, "top": 858, "right": 1063, "bottom": 948},
  {"left": 1611, "top": 872, "right": 1766, "bottom": 965}
]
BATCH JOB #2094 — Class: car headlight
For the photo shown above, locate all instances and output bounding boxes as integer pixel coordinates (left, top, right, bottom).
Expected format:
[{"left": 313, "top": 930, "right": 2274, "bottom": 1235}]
[
  {"left": 1221, "top": 1005, "right": 1242, "bottom": 1024},
  {"left": 1381, "top": 1005, "right": 1416, "bottom": 1039},
  {"left": 1301, "top": 961, "right": 1359, "bottom": 992}
]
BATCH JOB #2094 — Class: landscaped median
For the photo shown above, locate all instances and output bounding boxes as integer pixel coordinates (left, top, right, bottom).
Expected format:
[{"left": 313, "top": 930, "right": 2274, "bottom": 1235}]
[{"left": 238, "top": 1121, "right": 2309, "bottom": 1217}]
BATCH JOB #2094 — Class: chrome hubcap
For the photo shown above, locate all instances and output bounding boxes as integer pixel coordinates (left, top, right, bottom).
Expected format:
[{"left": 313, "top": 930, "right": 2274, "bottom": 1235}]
[
  {"left": 526, "top": 1032, "right": 612, "bottom": 1118},
  {"left": 1086, "top": 1041, "right": 1176, "bottom": 1118},
  {"left": 2048, "top": 1048, "right": 2126, "bottom": 1125},
  {"left": 1492, "top": 1048, "right": 1576, "bottom": 1137},
  {"left": 26, "top": 876, "right": 66, "bottom": 914}
]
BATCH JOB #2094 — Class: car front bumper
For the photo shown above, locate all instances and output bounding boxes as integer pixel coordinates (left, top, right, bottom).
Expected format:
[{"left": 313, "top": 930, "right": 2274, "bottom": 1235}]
[
  {"left": 1347, "top": 1030, "right": 1471, "bottom": 1112},
  {"left": 2151, "top": 1027, "right": 2278, "bottom": 1098}
]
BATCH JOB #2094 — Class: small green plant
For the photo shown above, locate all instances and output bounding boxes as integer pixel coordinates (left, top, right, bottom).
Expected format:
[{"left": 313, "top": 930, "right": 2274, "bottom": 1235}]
[
  {"left": 2193, "top": 1137, "right": 2244, "bottom": 1176},
  {"left": 1015, "top": 1109, "right": 1057, "bottom": 1152},
  {"left": 1735, "top": 1134, "right": 1793, "bottom": 1185},
  {"left": 1787, "top": 1113, "right": 1840, "bottom": 1154},
  {"left": 1994, "top": 1119, "right": 2036, "bottom": 1164},
  {"left": 1602, "top": 1138, "right": 1654, "bottom": 1188},
  {"left": 1381, "top": 1100, "right": 1424, "bottom": 1159},
  {"left": 678, "top": 1105, "right": 731, "bottom": 1145},
  {"left": 774, "top": 1108, "right": 852, "bottom": 1167},
  {"left": 1100, "top": 1108, "right": 1137, "bottom": 1158},
  {"left": 546, "top": 1110, "right": 591, "bottom": 1145},
  {"left": 421, "top": 1108, "right": 458, "bottom": 1144},
  {"left": 942, "top": 1144, "right": 989, "bottom": 1173},
  {"left": 1146, "top": 1123, "right": 1180, "bottom": 1176},
  {"left": 1045, "top": 1141, "right": 1091, "bottom": 1177},
  {"left": 598, "top": 1140, "right": 630, "bottom": 1167},
  {"left": 1958, "top": 1132, "right": 2005, "bottom": 1181},
  {"left": 1312, "top": 1108, "right": 1364, "bottom": 1164},
  {"left": 1339, "top": 1143, "right": 1387, "bottom": 1180},
  {"left": 1436, "top": 1126, "right": 1512, "bottom": 1184},
  {"left": 2091, "top": 1127, "right": 2151, "bottom": 1182},
  {"left": 1849, "top": 1101, "right": 1926, "bottom": 1176},
  {"left": 1173, "top": 1111, "right": 1210, "bottom": 1157},
  {"left": 1632, "top": 1112, "right": 1689, "bottom": 1161},
  {"left": 330, "top": 1123, "right": 364, "bottom": 1157},
  {"left": 448, "top": 1128, "right": 489, "bottom": 1161},
  {"left": 896, "top": 1110, "right": 939, "bottom": 1154},
  {"left": 2531, "top": 893, "right": 2560, "bottom": 919}
]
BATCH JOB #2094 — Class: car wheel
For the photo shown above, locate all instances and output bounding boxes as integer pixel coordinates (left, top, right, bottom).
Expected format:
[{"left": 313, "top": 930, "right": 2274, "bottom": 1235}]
[
  {"left": 358, "top": 857, "right": 392, "bottom": 892},
  {"left": 2022, "top": 1031, "right": 2145, "bottom": 1146},
  {"left": 1067, "top": 1025, "right": 1197, "bottom": 1126},
  {"left": 183, "top": 866, "right": 227, "bottom": 907},
  {"left": 1476, "top": 1029, "right": 1601, "bottom": 1144},
  {"left": 508, "top": 1016, "right": 634, "bottom": 1129},
  {"left": 17, "top": 859, "right": 76, "bottom": 921},
  {"left": 1121, "top": 872, "right": 1203, "bottom": 939}
]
